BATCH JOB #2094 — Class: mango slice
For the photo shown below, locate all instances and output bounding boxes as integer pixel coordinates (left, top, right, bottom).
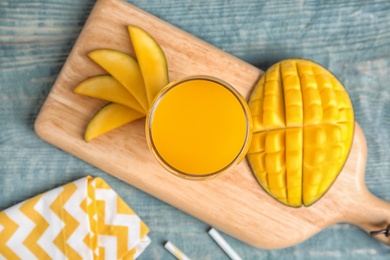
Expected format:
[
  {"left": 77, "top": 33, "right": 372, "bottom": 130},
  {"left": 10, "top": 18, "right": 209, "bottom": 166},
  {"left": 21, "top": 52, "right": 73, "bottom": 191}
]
[
  {"left": 76, "top": 26, "right": 169, "bottom": 142},
  {"left": 85, "top": 103, "right": 144, "bottom": 142},
  {"left": 128, "top": 26, "right": 169, "bottom": 106},
  {"left": 247, "top": 59, "right": 354, "bottom": 207},
  {"left": 73, "top": 75, "right": 146, "bottom": 114},
  {"left": 88, "top": 49, "right": 149, "bottom": 111}
]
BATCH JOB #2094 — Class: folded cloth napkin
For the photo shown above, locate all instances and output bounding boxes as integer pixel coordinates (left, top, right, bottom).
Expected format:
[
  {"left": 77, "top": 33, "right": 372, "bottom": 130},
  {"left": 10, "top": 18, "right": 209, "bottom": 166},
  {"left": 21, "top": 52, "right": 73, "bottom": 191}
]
[{"left": 0, "top": 176, "right": 150, "bottom": 259}]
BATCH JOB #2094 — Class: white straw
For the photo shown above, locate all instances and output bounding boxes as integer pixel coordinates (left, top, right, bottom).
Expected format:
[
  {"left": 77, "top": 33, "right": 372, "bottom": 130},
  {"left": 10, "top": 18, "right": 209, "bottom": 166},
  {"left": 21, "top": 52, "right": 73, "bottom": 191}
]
[
  {"left": 164, "top": 241, "right": 191, "bottom": 260},
  {"left": 208, "top": 228, "right": 243, "bottom": 260}
]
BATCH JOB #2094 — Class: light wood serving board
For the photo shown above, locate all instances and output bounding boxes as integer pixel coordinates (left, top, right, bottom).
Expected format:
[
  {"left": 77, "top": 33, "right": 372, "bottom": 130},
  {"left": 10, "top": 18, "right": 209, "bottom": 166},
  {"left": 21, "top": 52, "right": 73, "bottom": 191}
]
[{"left": 35, "top": 0, "right": 390, "bottom": 248}]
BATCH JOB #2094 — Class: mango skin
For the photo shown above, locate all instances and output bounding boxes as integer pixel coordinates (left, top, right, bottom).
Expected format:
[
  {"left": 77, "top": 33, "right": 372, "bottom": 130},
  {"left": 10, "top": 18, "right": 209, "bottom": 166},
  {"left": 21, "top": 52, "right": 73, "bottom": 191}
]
[{"left": 247, "top": 59, "right": 354, "bottom": 207}]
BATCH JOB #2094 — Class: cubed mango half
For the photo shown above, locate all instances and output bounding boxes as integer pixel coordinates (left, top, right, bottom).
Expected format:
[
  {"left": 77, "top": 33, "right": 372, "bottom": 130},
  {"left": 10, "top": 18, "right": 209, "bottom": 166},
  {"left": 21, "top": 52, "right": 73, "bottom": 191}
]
[{"left": 247, "top": 59, "right": 354, "bottom": 207}]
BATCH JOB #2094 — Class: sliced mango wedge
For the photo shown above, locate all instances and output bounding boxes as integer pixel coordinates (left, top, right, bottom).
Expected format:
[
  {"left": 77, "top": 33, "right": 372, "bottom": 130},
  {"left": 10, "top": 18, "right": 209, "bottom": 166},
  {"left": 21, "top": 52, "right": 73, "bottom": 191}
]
[
  {"left": 247, "top": 59, "right": 354, "bottom": 207},
  {"left": 76, "top": 26, "right": 170, "bottom": 142},
  {"left": 85, "top": 103, "right": 144, "bottom": 142},
  {"left": 128, "top": 26, "right": 169, "bottom": 105},
  {"left": 73, "top": 75, "right": 146, "bottom": 114},
  {"left": 88, "top": 49, "right": 149, "bottom": 111}
]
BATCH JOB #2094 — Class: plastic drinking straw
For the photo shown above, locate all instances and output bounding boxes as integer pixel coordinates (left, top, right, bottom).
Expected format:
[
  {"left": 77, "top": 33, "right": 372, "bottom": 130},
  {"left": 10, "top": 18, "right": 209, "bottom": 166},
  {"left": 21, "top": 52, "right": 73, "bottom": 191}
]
[
  {"left": 208, "top": 228, "right": 243, "bottom": 260},
  {"left": 164, "top": 241, "right": 191, "bottom": 260}
]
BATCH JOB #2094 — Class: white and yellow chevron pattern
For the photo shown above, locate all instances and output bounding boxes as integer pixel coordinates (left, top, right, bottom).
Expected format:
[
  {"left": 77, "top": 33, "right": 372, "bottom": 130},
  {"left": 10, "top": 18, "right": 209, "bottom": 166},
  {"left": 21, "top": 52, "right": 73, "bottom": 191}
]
[{"left": 0, "top": 176, "right": 150, "bottom": 260}]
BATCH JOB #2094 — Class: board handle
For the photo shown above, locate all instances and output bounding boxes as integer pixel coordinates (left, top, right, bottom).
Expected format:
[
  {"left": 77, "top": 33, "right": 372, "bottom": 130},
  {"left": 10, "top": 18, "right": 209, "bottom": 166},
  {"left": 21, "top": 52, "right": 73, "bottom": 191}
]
[
  {"left": 339, "top": 123, "right": 390, "bottom": 246},
  {"left": 346, "top": 190, "right": 390, "bottom": 246}
]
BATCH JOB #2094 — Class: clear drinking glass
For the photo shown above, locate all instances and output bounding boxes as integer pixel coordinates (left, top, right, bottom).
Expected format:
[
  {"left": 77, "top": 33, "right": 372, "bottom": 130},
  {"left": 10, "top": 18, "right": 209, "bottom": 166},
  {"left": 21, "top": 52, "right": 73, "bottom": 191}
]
[{"left": 146, "top": 75, "right": 253, "bottom": 180}]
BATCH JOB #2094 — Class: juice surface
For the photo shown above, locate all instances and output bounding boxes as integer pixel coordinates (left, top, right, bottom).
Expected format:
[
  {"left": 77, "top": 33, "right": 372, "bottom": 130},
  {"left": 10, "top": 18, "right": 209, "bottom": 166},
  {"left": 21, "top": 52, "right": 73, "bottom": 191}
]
[{"left": 150, "top": 79, "right": 249, "bottom": 175}]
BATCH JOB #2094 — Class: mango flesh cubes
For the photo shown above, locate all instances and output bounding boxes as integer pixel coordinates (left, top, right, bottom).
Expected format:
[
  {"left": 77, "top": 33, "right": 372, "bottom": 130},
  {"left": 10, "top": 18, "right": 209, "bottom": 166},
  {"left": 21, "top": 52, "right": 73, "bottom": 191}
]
[{"left": 247, "top": 59, "right": 354, "bottom": 207}]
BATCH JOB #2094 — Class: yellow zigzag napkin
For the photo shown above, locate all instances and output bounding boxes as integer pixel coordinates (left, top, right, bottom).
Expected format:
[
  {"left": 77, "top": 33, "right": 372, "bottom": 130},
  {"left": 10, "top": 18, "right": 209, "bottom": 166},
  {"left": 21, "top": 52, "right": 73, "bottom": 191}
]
[{"left": 0, "top": 176, "right": 150, "bottom": 259}]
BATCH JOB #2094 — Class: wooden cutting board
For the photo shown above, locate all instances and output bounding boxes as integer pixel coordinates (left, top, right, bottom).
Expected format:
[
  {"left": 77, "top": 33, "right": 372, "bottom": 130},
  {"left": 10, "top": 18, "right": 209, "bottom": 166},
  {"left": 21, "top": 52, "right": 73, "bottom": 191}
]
[{"left": 34, "top": 0, "right": 390, "bottom": 248}]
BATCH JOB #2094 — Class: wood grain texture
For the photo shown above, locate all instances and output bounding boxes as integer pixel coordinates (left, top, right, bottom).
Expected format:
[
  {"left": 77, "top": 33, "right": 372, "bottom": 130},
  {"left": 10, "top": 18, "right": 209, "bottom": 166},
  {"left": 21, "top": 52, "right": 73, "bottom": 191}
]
[
  {"left": 34, "top": 0, "right": 390, "bottom": 249},
  {"left": 3, "top": 0, "right": 390, "bottom": 258}
]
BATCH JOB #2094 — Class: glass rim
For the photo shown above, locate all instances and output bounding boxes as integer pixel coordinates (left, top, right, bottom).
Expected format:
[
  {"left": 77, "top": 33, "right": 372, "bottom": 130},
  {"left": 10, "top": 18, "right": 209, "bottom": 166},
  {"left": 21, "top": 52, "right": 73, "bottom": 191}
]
[{"left": 146, "top": 75, "right": 253, "bottom": 180}]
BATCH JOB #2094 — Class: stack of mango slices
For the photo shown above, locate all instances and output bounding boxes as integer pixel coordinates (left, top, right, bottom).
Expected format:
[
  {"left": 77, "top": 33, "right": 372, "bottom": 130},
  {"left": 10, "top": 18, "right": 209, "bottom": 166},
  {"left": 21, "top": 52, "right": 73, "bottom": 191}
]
[
  {"left": 247, "top": 59, "right": 355, "bottom": 207},
  {"left": 73, "top": 26, "right": 168, "bottom": 142}
]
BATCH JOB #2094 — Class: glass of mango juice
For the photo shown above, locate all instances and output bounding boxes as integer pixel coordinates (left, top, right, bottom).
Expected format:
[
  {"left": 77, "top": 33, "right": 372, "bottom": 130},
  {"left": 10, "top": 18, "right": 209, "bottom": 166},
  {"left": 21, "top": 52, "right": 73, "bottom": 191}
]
[{"left": 146, "top": 76, "right": 253, "bottom": 180}]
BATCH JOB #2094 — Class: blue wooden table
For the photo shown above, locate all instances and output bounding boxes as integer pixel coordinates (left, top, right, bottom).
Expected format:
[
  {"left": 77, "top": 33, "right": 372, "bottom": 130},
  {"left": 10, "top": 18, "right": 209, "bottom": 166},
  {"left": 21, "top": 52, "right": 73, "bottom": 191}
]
[{"left": 1, "top": 0, "right": 390, "bottom": 259}]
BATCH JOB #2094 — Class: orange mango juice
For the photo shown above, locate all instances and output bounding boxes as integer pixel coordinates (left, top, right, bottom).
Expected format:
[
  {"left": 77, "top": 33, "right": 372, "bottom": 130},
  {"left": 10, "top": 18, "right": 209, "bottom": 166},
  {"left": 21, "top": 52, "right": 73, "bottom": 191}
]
[{"left": 146, "top": 76, "right": 252, "bottom": 179}]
